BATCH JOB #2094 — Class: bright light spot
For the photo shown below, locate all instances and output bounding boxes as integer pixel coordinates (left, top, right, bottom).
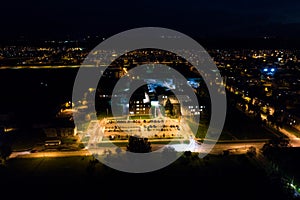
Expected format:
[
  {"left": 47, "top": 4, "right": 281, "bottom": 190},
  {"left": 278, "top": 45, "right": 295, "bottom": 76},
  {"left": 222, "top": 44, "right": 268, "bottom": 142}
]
[
  {"left": 143, "top": 93, "right": 150, "bottom": 103},
  {"left": 151, "top": 101, "right": 159, "bottom": 106},
  {"left": 265, "top": 87, "right": 268, "bottom": 92},
  {"left": 88, "top": 88, "right": 95, "bottom": 92}
]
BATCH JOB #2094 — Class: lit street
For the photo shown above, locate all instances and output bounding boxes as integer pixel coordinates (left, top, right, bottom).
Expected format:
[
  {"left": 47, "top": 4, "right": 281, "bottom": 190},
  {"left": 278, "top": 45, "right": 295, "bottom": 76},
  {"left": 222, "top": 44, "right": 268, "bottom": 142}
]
[{"left": 9, "top": 140, "right": 267, "bottom": 159}]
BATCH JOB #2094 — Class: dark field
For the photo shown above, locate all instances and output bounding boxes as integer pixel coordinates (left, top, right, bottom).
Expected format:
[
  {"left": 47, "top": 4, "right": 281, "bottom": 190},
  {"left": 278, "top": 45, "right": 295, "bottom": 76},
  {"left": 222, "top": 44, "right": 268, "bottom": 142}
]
[
  {"left": 0, "top": 154, "right": 288, "bottom": 200},
  {"left": 0, "top": 68, "right": 79, "bottom": 121}
]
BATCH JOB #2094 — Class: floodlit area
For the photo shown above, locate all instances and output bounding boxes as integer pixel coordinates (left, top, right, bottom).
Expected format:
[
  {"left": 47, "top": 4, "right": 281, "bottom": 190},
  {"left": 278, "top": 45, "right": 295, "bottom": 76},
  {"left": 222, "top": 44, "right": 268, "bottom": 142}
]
[
  {"left": 103, "top": 117, "right": 182, "bottom": 139},
  {"left": 80, "top": 115, "right": 196, "bottom": 148},
  {"left": 165, "top": 138, "right": 202, "bottom": 152}
]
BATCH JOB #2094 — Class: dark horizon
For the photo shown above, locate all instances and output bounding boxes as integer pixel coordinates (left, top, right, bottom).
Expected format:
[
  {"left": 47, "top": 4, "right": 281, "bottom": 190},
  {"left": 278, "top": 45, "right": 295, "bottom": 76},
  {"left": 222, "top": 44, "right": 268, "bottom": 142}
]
[
  {"left": 3, "top": 35, "right": 300, "bottom": 50},
  {"left": 1, "top": 0, "right": 300, "bottom": 42}
]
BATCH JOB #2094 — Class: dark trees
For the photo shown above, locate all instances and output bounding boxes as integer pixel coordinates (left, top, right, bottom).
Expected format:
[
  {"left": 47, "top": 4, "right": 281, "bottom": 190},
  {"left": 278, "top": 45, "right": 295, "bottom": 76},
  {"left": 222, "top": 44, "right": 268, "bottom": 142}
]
[{"left": 127, "top": 136, "right": 151, "bottom": 153}]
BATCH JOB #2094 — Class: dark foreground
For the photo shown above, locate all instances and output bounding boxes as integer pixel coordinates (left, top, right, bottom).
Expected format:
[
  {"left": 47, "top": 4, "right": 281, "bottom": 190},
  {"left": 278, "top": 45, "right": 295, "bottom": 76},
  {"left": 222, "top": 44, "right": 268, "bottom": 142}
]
[{"left": 0, "top": 154, "right": 288, "bottom": 200}]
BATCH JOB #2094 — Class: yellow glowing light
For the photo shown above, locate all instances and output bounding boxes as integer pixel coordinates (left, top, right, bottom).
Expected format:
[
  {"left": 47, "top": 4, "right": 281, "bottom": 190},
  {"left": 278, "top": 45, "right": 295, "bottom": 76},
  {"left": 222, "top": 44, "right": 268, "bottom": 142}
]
[
  {"left": 264, "top": 87, "right": 268, "bottom": 92},
  {"left": 88, "top": 88, "right": 95, "bottom": 92}
]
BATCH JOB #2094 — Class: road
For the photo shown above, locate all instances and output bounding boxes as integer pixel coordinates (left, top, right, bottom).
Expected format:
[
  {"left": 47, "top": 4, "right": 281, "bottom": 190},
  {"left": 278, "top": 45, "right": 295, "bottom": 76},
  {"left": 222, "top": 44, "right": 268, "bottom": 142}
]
[
  {"left": 10, "top": 140, "right": 266, "bottom": 159},
  {"left": 10, "top": 150, "right": 91, "bottom": 158},
  {"left": 203, "top": 141, "right": 265, "bottom": 154},
  {"left": 235, "top": 95, "right": 300, "bottom": 147},
  {"left": 279, "top": 127, "right": 300, "bottom": 147}
]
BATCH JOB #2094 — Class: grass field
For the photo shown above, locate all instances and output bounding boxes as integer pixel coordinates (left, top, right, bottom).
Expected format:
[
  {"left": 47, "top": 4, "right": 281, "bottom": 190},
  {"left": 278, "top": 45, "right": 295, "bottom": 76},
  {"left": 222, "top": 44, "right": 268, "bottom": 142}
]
[
  {"left": 186, "top": 107, "right": 284, "bottom": 141},
  {"left": 0, "top": 153, "right": 287, "bottom": 200}
]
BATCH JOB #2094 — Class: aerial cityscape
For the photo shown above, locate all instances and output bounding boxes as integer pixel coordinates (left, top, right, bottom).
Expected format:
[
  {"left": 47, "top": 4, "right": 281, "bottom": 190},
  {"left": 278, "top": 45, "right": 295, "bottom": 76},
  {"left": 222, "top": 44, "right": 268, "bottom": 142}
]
[{"left": 1, "top": 0, "right": 300, "bottom": 200}]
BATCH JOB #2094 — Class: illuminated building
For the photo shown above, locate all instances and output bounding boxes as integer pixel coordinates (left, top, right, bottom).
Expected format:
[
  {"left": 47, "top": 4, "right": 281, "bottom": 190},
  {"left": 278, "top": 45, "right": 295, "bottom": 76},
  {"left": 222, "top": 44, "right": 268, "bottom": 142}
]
[{"left": 129, "top": 87, "right": 151, "bottom": 115}]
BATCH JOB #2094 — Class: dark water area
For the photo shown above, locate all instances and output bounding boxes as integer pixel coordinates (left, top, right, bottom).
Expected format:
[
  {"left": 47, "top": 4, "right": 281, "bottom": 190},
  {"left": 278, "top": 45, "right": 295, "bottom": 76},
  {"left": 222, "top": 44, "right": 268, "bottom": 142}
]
[{"left": 0, "top": 68, "right": 79, "bottom": 125}]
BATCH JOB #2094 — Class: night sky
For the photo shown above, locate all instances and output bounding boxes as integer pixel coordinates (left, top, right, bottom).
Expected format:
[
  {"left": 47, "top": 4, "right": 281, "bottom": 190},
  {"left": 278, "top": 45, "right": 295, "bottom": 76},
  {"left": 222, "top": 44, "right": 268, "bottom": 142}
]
[{"left": 1, "top": 0, "right": 300, "bottom": 40}]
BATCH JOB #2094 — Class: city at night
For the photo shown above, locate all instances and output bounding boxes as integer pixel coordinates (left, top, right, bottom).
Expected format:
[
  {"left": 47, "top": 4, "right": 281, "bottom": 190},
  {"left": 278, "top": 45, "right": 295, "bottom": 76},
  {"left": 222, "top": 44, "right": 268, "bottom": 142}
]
[{"left": 0, "top": 1, "right": 300, "bottom": 200}]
